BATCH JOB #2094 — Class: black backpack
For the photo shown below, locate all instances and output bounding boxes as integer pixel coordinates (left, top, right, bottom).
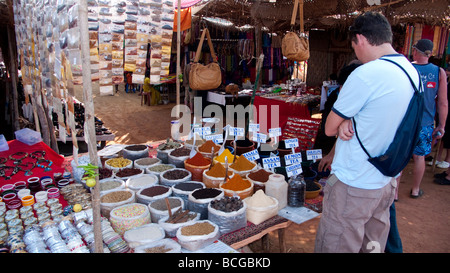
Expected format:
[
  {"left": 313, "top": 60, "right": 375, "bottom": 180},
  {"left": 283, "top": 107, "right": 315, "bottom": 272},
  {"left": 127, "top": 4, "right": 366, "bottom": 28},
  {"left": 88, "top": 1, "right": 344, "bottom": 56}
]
[{"left": 353, "top": 58, "right": 424, "bottom": 177}]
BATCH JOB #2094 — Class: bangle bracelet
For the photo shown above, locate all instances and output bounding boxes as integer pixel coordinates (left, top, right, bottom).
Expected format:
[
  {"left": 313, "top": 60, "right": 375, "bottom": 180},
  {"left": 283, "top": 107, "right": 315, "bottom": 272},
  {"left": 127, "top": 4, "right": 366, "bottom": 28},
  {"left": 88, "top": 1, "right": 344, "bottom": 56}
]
[
  {"left": 31, "top": 151, "right": 46, "bottom": 159},
  {"left": 9, "top": 152, "right": 28, "bottom": 162}
]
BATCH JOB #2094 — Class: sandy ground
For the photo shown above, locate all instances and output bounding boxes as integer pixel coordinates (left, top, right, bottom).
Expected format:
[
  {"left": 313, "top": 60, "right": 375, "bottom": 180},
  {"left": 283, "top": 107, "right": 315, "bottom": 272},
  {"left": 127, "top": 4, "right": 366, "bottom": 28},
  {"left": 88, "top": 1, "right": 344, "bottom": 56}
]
[{"left": 92, "top": 85, "right": 450, "bottom": 253}]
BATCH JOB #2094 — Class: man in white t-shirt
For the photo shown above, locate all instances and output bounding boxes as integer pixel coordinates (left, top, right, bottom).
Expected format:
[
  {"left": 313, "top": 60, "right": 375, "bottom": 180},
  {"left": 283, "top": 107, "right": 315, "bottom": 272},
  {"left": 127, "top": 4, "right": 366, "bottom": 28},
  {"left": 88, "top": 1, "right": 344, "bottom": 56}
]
[{"left": 314, "top": 12, "right": 420, "bottom": 253}]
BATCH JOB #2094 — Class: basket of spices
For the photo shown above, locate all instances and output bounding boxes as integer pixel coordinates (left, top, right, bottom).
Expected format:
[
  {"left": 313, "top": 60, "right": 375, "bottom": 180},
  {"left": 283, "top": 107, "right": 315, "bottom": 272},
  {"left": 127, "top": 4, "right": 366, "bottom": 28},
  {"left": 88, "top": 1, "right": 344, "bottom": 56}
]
[
  {"left": 158, "top": 208, "right": 200, "bottom": 237},
  {"left": 126, "top": 174, "right": 158, "bottom": 192},
  {"left": 100, "top": 189, "right": 136, "bottom": 218},
  {"left": 134, "top": 157, "right": 161, "bottom": 171},
  {"left": 146, "top": 164, "right": 176, "bottom": 178},
  {"left": 176, "top": 220, "right": 220, "bottom": 251},
  {"left": 159, "top": 168, "right": 192, "bottom": 187},
  {"left": 136, "top": 185, "right": 172, "bottom": 205},
  {"left": 183, "top": 153, "right": 211, "bottom": 182},
  {"left": 203, "top": 163, "right": 235, "bottom": 188},
  {"left": 122, "top": 144, "right": 149, "bottom": 161},
  {"left": 219, "top": 175, "right": 254, "bottom": 200},
  {"left": 105, "top": 157, "right": 133, "bottom": 172},
  {"left": 99, "top": 178, "right": 126, "bottom": 194},
  {"left": 172, "top": 181, "right": 205, "bottom": 204},
  {"left": 196, "top": 140, "right": 221, "bottom": 158},
  {"left": 168, "top": 147, "right": 192, "bottom": 168},
  {"left": 156, "top": 139, "right": 182, "bottom": 164},
  {"left": 229, "top": 155, "right": 257, "bottom": 178},
  {"left": 208, "top": 196, "right": 247, "bottom": 234},
  {"left": 134, "top": 238, "right": 182, "bottom": 253},
  {"left": 123, "top": 223, "right": 165, "bottom": 249},
  {"left": 148, "top": 197, "right": 184, "bottom": 223},
  {"left": 187, "top": 188, "right": 224, "bottom": 219},
  {"left": 243, "top": 189, "right": 279, "bottom": 225},
  {"left": 109, "top": 203, "right": 151, "bottom": 236},
  {"left": 114, "top": 167, "right": 144, "bottom": 181},
  {"left": 246, "top": 169, "right": 274, "bottom": 192}
]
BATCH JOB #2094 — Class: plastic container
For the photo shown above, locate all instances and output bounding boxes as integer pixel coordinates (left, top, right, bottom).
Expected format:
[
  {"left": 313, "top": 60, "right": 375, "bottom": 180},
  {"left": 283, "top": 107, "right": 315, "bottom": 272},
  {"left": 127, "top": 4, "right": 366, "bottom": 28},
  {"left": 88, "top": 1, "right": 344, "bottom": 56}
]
[
  {"left": 246, "top": 169, "right": 274, "bottom": 192},
  {"left": 0, "top": 134, "right": 9, "bottom": 152},
  {"left": 176, "top": 220, "right": 220, "bottom": 251},
  {"left": 287, "top": 175, "right": 306, "bottom": 207},
  {"left": 265, "top": 174, "right": 288, "bottom": 210},
  {"left": 109, "top": 203, "right": 151, "bottom": 236},
  {"left": 123, "top": 223, "right": 165, "bottom": 249},
  {"left": 134, "top": 238, "right": 182, "bottom": 253},
  {"left": 14, "top": 128, "right": 42, "bottom": 145},
  {"left": 244, "top": 190, "right": 279, "bottom": 225}
]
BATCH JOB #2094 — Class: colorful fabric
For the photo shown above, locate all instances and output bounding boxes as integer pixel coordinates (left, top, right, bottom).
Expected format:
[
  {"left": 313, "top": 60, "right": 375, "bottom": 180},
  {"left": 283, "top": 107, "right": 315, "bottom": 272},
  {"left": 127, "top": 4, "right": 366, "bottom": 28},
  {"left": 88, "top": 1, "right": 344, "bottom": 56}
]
[{"left": 413, "top": 124, "right": 434, "bottom": 156}]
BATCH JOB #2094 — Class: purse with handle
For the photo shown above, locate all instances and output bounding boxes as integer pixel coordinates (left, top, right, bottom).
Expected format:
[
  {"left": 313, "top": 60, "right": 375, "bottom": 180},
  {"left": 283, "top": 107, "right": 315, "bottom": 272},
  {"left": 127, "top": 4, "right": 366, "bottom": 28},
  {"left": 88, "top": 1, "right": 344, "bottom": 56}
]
[
  {"left": 189, "top": 28, "right": 222, "bottom": 90},
  {"left": 282, "top": 0, "right": 310, "bottom": 62}
]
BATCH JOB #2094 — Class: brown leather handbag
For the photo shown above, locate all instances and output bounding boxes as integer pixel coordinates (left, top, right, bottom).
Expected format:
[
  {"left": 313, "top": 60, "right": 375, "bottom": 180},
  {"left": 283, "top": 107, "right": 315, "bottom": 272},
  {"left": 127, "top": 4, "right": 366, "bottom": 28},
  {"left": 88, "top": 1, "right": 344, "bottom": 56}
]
[
  {"left": 282, "top": 0, "right": 310, "bottom": 62},
  {"left": 189, "top": 28, "right": 222, "bottom": 90}
]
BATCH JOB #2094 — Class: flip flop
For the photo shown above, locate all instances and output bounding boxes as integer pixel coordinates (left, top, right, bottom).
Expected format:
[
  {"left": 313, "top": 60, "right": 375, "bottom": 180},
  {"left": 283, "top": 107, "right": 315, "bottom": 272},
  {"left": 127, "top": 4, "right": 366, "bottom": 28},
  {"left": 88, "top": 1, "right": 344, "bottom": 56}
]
[{"left": 410, "top": 189, "right": 424, "bottom": 199}]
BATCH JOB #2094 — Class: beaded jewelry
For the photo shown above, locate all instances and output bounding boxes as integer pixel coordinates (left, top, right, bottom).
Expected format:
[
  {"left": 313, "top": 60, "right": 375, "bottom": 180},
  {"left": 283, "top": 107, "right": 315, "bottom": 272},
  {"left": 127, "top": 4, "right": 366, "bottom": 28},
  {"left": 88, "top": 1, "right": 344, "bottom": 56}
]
[
  {"left": 8, "top": 152, "right": 28, "bottom": 163},
  {"left": 37, "top": 159, "right": 53, "bottom": 172},
  {"left": 0, "top": 166, "right": 20, "bottom": 180},
  {"left": 31, "top": 150, "right": 46, "bottom": 159}
]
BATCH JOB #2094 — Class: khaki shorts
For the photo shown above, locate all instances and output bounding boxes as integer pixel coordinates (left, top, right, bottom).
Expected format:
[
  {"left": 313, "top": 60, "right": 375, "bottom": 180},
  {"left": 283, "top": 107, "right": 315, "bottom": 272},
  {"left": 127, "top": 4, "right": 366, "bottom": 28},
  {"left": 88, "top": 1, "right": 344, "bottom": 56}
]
[{"left": 314, "top": 175, "right": 396, "bottom": 253}]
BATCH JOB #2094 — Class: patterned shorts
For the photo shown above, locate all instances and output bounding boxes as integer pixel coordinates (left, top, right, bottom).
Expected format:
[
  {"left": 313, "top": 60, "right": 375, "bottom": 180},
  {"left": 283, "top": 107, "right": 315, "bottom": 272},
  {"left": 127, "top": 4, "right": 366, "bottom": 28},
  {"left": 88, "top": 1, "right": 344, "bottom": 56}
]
[{"left": 413, "top": 125, "right": 434, "bottom": 156}]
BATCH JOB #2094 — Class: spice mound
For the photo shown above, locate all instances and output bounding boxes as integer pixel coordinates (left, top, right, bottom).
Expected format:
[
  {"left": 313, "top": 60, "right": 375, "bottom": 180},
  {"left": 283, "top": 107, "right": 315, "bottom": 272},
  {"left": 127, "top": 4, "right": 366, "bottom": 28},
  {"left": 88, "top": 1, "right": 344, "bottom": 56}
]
[
  {"left": 128, "top": 175, "right": 157, "bottom": 188},
  {"left": 144, "top": 245, "right": 173, "bottom": 253},
  {"left": 140, "top": 185, "right": 170, "bottom": 197},
  {"left": 150, "top": 198, "right": 182, "bottom": 211},
  {"left": 100, "top": 180, "right": 122, "bottom": 192},
  {"left": 148, "top": 164, "right": 175, "bottom": 173},
  {"left": 191, "top": 188, "right": 222, "bottom": 199},
  {"left": 198, "top": 140, "right": 220, "bottom": 153},
  {"left": 247, "top": 169, "right": 272, "bottom": 182},
  {"left": 185, "top": 153, "right": 211, "bottom": 166},
  {"left": 181, "top": 222, "right": 215, "bottom": 236},
  {"left": 158, "top": 140, "right": 181, "bottom": 150},
  {"left": 230, "top": 156, "right": 255, "bottom": 171},
  {"left": 162, "top": 169, "right": 189, "bottom": 180},
  {"left": 98, "top": 168, "right": 113, "bottom": 180},
  {"left": 244, "top": 189, "right": 275, "bottom": 207},
  {"left": 115, "top": 167, "right": 142, "bottom": 177},
  {"left": 211, "top": 196, "right": 243, "bottom": 212},
  {"left": 135, "top": 157, "right": 160, "bottom": 166},
  {"left": 184, "top": 134, "right": 205, "bottom": 146},
  {"left": 205, "top": 163, "right": 232, "bottom": 178},
  {"left": 125, "top": 144, "right": 147, "bottom": 151},
  {"left": 221, "top": 175, "right": 251, "bottom": 191},
  {"left": 124, "top": 224, "right": 164, "bottom": 242},
  {"left": 173, "top": 182, "right": 204, "bottom": 192},
  {"left": 101, "top": 190, "right": 132, "bottom": 203},
  {"left": 215, "top": 149, "right": 235, "bottom": 163},
  {"left": 170, "top": 147, "right": 191, "bottom": 157},
  {"left": 106, "top": 157, "right": 131, "bottom": 168}
]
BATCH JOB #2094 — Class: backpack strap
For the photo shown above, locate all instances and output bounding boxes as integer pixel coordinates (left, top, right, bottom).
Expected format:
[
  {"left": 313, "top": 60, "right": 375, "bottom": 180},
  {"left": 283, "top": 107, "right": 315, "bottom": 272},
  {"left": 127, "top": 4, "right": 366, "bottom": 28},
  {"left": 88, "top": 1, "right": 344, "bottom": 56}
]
[{"left": 353, "top": 58, "right": 422, "bottom": 159}]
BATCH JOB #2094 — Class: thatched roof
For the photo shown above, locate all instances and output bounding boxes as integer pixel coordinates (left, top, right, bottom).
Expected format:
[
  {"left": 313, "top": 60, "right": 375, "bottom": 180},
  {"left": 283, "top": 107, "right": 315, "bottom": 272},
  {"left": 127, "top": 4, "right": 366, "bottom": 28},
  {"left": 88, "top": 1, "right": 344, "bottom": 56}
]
[{"left": 193, "top": 0, "right": 450, "bottom": 32}]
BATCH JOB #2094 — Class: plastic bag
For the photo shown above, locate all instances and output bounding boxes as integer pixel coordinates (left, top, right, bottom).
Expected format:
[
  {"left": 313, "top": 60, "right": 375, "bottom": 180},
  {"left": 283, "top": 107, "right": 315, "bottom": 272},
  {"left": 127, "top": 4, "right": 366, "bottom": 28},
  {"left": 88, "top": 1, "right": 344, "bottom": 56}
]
[
  {"left": 100, "top": 189, "right": 136, "bottom": 218},
  {"left": 123, "top": 223, "right": 165, "bottom": 248},
  {"left": 187, "top": 189, "right": 224, "bottom": 220},
  {"left": 158, "top": 212, "right": 200, "bottom": 237},
  {"left": 126, "top": 174, "right": 158, "bottom": 192},
  {"left": 136, "top": 185, "right": 172, "bottom": 205},
  {"left": 176, "top": 220, "right": 220, "bottom": 251},
  {"left": 159, "top": 168, "right": 192, "bottom": 187},
  {"left": 99, "top": 178, "right": 126, "bottom": 194},
  {"left": 208, "top": 201, "right": 247, "bottom": 234},
  {"left": 148, "top": 197, "right": 184, "bottom": 223},
  {"left": 134, "top": 238, "right": 181, "bottom": 253},
  {"left": 110, "top": 203, "right": 151, "bottom": 236}
]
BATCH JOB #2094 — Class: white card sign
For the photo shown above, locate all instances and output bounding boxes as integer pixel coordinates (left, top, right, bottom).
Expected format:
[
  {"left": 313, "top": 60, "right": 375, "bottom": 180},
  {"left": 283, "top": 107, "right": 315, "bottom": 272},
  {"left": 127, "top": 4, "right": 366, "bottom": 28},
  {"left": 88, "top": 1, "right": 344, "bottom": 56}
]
[
  {"left": 284, "top": 153, "right": 302, "bottom": 165},
  {"left": 194, "top": 127, "right": 212, "bottom": 136},
  {"left": 284, "top": 138, "right": 299, "bottom": 149},
  {"left": 204, "top": 134, "right": 223, "bottom": 144},
  {"left": 249, "top": 123, "right": 260, "bottom": 132},
  {"left": 262, "top": 156, "right": 281, "bottom": 169},
  {"left": 242, "top": 149, "right": 260, "bottom": 161},
  {"left": 286, "top": 163, "right": 303, "bottom": 177},
  {"left": 229, "top": 127, "right": 245, "bottom": 137},
  {"left": 269, "top": 127, "right": 282, "bottom": 137},
  {"left": 252, "top": 133, "right": 267, "bottom": 143},
  {"left": 306, "top": 149, "right": 323, "bottom": 160}
]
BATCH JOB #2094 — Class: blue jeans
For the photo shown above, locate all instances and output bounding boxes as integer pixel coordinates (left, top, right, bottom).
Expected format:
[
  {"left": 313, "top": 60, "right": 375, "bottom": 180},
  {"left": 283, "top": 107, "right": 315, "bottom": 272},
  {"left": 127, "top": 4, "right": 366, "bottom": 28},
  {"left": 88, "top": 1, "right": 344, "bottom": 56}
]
[{"left": 385, "top": 202, "right": 403, "bottom": 253}]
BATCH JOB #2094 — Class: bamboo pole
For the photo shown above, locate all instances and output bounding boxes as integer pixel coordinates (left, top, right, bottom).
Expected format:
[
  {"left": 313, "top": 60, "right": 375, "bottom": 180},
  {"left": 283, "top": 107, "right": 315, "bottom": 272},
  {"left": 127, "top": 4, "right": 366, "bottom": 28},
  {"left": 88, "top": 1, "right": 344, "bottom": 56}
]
[
  {"left": 78, "top": 0, "right": 103, "bottom": 253},
  {"left": 175, "top": 0, "right": 181, "bottom": 119}
]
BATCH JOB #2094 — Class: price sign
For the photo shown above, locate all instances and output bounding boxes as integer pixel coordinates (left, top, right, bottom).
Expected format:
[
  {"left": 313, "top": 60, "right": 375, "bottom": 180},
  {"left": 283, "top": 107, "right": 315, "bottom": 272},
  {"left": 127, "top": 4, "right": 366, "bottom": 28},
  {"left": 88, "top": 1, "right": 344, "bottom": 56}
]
[
  {"left": 269, "top": 127, "right": 282, "bottom": 137},
  {"left": 262, "top": 156, "right": 281, "bottom": 169},
  {"left": 252, "top": 133, "right": 267, "bottom": 143},
  {"left": 284, "top": 138, "right": 299, "bottom": 149},
  {"left": 204, "top": 133, "right": 223, "bottom": 144},
  {"left": 242, "top": 149, "right": 260, "bottom": 161},
  {"left": 286, "top": 163, "right": 303, "bottom": 177},
  {"left": 249, "top": 123, "right": 260, "bottom": 132},
  {"left": 306, "top": 149, "right": 323, "bottom": 160},
  {"left": 229, "top": 127, "right": 245, "bottom": 137},
  {"left": 284, "top": 153, "right": 302, "bottom": 165},
  {"left": 194, "top": 127, "right": 212, "bottom": 136}
]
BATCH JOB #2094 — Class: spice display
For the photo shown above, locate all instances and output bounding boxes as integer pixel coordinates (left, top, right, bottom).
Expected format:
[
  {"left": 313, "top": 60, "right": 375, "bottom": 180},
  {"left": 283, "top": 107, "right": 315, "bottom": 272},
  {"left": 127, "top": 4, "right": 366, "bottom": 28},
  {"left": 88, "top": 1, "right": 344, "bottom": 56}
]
[
  {"left": 98, "top": 168, "right": 113, "bottom": 180},
  {"left": 191, "top": 188, "right": 222, "bottom": 199},
  {"left": 150, "top": 198, "right": 181, "bottom": 211},
  {"left": 170, "top": 147, "right": 191, "bottom": 157},
  {"left": 162, "top": 169, "right": 189, "bottom": 180},
  {"left": 135, "top": 157, "right": 160, "bottom": 166},
  {"left": 140, "top": 186, "right": 170, "bottom": 197},
  {"left": 100, "top": 191, "right": 132, "bottom": 203},
  {"left": 148, "top": 164, "right": 175, "bottom": 173},
  {"left": 115, "top": 168, "right": 142, "bottom": 178},
  {"left": 248, "top": 169, "right": 272, "bottom": 182},
  {"left": 185, "top": 153, "right": 210, "bottom": 166},
  {"left": 205, "top": 163, "right": 232, "bottom": 178},
  {"left": 106, "top": 157, "right": 132, "bottom": 168},
  {"left": 125, "top": 145, "right": 147, "bottom": 151},
  {"left": 158, "top": 140, "right": 181, "bottom": 150},
  {"left": 221, "top": 175, "right": 251, "bottom": 191},
  {"left": 100, "top": 180, "right": 122, "bottom": 192},
  {"left": 127, "top": 175, "right": 157, "bottom": 188},
  {"left": 164, "top": 208, "right": 197, "bottom": 223},
  {"left": 110, "top": 204, "right": 151, "bottom": 236},
  {"left": 230, "top": 156, "right": 255, "bottom": 171},
  {"left": 181, "top": 222, "right": 215, "bottom": 236},
  {"left": 198, "top": 140, "right": 220, "bottom": 153},
  {"left": 210, "top": 196, "right": 244, "bottom": 212},
  {"left": 174, "top": 182, "right": 204, "bottom": 192},
  {"left": 215, "top": 149, "right": 234, "bottom": 163},
  {"left": 245, "top": 190, "right": 276, "bottom": 207}
]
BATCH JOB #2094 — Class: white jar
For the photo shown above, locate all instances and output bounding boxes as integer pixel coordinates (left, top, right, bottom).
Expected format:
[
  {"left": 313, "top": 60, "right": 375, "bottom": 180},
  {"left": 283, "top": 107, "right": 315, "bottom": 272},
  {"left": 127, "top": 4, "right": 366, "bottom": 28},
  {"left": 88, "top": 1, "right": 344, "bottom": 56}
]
[{"left": 265, "top": 174, "right": 288, "bottom": 210}]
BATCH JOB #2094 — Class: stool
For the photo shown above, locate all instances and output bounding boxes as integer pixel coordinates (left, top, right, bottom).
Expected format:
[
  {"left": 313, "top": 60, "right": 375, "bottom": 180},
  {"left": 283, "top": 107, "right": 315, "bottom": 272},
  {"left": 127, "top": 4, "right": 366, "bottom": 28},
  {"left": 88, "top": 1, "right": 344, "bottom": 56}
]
[{"left": 141, "top": 91, "right": 151, "bottom": 106}]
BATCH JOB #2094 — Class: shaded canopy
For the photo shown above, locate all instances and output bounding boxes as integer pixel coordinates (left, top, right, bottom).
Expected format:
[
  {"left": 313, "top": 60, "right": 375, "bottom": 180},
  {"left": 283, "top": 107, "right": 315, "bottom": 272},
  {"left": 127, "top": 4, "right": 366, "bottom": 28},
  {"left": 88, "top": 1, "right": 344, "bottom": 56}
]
[{"left": 193, "top": 0, "right": 450, "bottom": 32}]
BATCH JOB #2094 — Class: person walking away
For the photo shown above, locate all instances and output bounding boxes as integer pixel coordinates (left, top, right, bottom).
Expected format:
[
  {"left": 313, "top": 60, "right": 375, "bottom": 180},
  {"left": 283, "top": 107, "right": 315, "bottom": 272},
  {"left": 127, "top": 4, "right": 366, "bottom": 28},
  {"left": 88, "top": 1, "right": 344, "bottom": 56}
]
[
  {"left": 409, "top": 39, "right": 447, "bottom": 198},
  {"left": 314, "top": 12, "right": 421, "bottom": 253},
  {"left": 433, "top": 80, "right": 450, "bottom": 185}
]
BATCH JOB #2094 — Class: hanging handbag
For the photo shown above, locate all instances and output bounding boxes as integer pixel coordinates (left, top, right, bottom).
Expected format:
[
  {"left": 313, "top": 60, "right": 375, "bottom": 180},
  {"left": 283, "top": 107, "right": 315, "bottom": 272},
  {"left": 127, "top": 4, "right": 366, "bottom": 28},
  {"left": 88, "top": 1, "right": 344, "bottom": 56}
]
[
  {"left": 282, "top": 0, "right": 310, "bottom": 62},
  {"left": 189, "top": 28, "right": 222, "bottom": 90}
]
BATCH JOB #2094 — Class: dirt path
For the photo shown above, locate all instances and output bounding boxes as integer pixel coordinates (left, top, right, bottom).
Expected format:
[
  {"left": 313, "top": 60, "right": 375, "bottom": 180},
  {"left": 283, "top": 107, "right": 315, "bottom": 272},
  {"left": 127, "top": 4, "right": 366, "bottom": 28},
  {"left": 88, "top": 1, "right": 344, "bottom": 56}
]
[{"left": 93, "top": 89, "right": 450, "bottom": 253}]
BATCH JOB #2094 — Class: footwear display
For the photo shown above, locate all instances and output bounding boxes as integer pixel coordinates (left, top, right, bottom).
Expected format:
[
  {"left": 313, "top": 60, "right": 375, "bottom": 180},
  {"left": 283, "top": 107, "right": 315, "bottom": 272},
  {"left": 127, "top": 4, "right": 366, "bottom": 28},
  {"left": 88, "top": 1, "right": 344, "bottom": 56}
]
[
  {"left": 436, "top": 161, "right": 450, "bottom": 168},
  {"left": 434, "top": 177, "right": 450, "bottom": 185},
  {"left": 410, "top": 189, "right": 424, "bottom": 198}
]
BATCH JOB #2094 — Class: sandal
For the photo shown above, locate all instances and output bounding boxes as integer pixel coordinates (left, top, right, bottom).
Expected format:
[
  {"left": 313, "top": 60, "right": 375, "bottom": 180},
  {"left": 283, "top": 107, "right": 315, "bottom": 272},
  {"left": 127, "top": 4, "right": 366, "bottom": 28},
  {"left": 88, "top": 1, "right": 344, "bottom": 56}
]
[{"left": 410, "top": 189, "right": 424, "bottom": 199}]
